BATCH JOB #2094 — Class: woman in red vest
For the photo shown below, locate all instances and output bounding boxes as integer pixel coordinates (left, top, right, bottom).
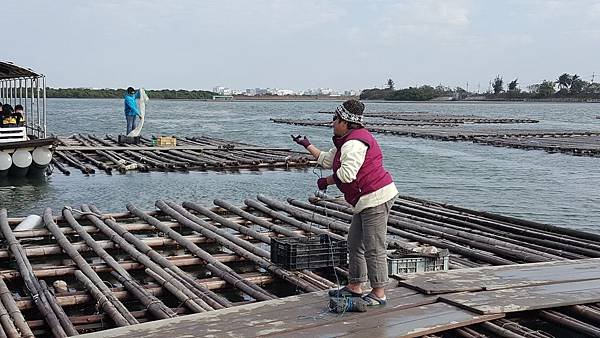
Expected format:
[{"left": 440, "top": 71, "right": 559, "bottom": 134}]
[{"left": 292, "top": 99, "right": 398, "bottom": 306}]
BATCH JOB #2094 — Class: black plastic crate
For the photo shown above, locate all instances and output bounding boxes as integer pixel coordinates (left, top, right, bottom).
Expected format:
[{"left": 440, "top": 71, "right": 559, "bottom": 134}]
[
  {"left": 118, "top": 135, "right": 141, "bottom": 145},
  {"left": 270, "top": 234, "right": 348, "bottom": 270}
]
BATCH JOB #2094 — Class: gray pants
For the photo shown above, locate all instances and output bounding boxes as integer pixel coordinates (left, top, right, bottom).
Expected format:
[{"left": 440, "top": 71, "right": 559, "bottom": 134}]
[{"left": 347, "top": 198, "right": 395, "bottom": 288}]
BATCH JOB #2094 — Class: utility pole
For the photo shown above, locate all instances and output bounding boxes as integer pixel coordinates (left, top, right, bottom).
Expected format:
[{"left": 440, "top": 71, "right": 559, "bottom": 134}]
[{"left": 466, "top": 82, "right": 469, "bottom": 93}]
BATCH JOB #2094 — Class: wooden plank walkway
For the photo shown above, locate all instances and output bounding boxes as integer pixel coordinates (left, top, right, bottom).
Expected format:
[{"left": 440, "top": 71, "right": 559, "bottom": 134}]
[
  {"left": 399, "top": 258, "right": 600, "bottom": 294},
  {"left": 441, "top": 279, "right": 600, "bottom": 314},
  {"left": 77, "top": 288, "right": 502, "bottom": 338}
]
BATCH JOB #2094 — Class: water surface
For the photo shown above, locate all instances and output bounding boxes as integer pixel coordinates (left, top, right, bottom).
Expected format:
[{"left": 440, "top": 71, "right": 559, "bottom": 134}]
[{"left": 1, "top": 99, "right": 598, "bottom": 233}]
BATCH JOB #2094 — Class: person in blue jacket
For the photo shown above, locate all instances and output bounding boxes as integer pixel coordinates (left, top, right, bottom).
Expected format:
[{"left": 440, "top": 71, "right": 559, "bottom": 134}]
[{"left": 124, "top": 86, "right": 140, "bottom": 135}]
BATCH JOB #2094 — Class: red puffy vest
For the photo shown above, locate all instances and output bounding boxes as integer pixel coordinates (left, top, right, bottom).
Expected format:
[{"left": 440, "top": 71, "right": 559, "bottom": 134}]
[{"left": 332, "top": 128, "right": 394, "bottom": 206}]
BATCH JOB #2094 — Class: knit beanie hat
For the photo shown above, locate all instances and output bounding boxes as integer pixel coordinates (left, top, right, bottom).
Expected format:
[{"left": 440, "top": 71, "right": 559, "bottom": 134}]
[{"left": 335, "top": 99, "right": 365, "bottom": 126}]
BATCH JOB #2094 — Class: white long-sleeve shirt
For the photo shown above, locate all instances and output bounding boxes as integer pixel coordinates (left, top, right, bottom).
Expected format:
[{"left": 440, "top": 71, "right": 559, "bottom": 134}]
[{"left": 317, "top": 140, "right": 398, "bottom": 213}]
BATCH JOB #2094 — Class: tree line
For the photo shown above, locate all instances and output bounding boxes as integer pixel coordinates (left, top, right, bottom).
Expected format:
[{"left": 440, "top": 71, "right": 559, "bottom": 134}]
[
  {"left": 46, "top": 88, "right": 217, "bottom": 100},
  {"left": 361, "top": 74, "right": 600, "bottom": 101}
]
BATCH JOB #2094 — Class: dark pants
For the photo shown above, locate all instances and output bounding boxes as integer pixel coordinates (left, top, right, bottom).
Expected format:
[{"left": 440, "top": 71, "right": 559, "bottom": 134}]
[
  {"left": 126, "top": 115, "right": 138, "bottom": 135},
  {"left": 347, "top": 198, "right": 396, "bottom": 289}
]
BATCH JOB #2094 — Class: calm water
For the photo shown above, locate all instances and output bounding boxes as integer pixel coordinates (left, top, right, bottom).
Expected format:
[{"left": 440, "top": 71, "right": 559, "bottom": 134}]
[{"left": 1, "top": 99, "right": 599, "bottom": 233}]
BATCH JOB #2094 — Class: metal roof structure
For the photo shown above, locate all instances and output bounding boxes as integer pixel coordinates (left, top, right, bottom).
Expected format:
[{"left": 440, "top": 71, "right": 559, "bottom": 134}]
[{"left": 0, "top": 61, "right": 41, "bottom": 79}]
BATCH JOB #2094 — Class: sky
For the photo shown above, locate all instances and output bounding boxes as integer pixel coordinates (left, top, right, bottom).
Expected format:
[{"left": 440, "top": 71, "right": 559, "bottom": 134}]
[{"left": 3, "top": 0, "right": 600, "bottom": 92}]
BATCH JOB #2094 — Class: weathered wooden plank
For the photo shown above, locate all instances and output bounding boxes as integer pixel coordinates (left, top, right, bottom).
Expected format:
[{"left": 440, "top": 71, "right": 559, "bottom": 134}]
[
  {"left": 75, "top": 288, "right": 436, "bottom": 338},
  {"left": 440, "top": 279, "right": 600, "bottom": 314},
  {"left": 399, "top": 258, "right": 600, "bottom": 294},
  {"left": 214, "top": 288, "right": 429, "bottom": 335},
  {"left": 281, "top": 302, "right": 503, "bottom": 338}
]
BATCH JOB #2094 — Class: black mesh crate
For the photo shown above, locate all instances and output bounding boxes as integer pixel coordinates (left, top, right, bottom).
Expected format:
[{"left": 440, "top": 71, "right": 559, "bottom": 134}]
[
  {"left": 270, "top": 234, "right": 348, "bottom": 270},
  {"left": 118, "top": 135, "right": 141, "bottom": 145}
]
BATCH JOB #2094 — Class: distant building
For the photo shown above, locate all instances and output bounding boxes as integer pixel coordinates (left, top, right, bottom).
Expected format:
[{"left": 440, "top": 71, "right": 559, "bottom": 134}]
[
  {"left": 276, "top": 89, "right": 295, "bottom": 96},
  {"left": 212, "top": 95, "right": 233, "bottom": 101}
]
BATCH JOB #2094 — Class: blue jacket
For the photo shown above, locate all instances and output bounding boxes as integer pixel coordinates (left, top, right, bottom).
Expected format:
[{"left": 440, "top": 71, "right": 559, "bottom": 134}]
[{"left": 124, "top": 91, "right": 140, "bottom": 116}]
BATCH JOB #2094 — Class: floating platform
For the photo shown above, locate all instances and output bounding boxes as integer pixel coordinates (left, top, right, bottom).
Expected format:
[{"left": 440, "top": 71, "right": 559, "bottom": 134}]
[
  {"left": 317, "top": 111, "right": 539, "bottom": 124},
  {"left": 274, "top": 118, "right": 600, "bottom": 157},
  {"left": 82, "top": 259, "right": 600, "bottom": 337},
  {"left": 2, "top": 193, "right": 600, "bottom": 336},
  {"left": 0, "top": 137, "right": 57, "bottom": 179},
  {"left": 475, "top": 134, "right": 600, "bottom": 157},
  {"left": 52, "top": 135, "right": 313, "bottom": 175}
]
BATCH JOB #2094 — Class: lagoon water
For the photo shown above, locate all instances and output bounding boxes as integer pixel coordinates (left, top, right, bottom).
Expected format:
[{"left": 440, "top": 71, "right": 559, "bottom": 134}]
[{"left": 1, "top": 99, "right": 599, "bottom": 233}]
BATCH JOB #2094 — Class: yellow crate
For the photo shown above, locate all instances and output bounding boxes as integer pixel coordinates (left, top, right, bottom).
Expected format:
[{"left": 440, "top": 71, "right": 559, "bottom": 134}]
[{"left": 157, "top": 136, "right": 176, "bottom": 147}]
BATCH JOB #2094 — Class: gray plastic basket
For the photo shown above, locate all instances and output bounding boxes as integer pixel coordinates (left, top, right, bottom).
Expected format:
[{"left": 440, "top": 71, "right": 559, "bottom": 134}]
[{"left": 387, "top": 248, "right": 450, "bottom": 277}]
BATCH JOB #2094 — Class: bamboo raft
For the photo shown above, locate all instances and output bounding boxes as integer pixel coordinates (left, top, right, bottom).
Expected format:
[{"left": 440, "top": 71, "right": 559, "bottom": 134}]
[
  {"left": 2, "top": 193, "right": 600, "bottom": 336},
  {"left": 274, "top": 118, "right": 600, "bottom": 157},
  {"left": 475, "top": 134, "right": 600, "bottom": 157},
  {"left": 316, "top": 112, "right": 539, "bottom": 124},
  {"left": 51, "top": 135, "right": 313, "bottom": 175},
  {"left": 274, "top": 119, "right": 460, "bottom": 128}
]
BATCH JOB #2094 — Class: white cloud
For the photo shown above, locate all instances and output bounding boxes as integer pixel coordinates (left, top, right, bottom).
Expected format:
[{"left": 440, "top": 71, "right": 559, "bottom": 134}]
[{"left": 377, "top": 0, "right": 472, "bottom": 44}]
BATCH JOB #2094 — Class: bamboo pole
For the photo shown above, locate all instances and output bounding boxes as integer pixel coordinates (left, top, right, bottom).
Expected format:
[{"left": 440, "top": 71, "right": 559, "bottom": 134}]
[
  {"left": 213, "top": 199, "right": 300, "bottom": 238},
  {"left": 304, "top": 197, "right": 524, "bottom": 265},
  {"left": 86, "top": 205, "right": 229, "bottom": 309},
  {"left": 61, "top": 208, "right": 176, "bottom": 320},
  {"left": 54, "top": 151, "right": 93, "bottom": 174},
  {"left": 160, "top": 200, "right": 319, "bottom": 293},
  {"left": 570, "top": 305, "right": 600, "bottom": 325},
  {"left": 0, "top": 277, "right": 34, "bottom": 337},
  {"left": 38, "top": 280, "right": 79, "bottom": 336},
  {"left": 312, "top": 195, "right": 588, "bottom": 259},
  {"left": 43, "top": 208, "right": 138, "bottom": 325},
  {"left": 0, "top": 209, "right": 68, "bottom": 338},
  {"left": 393, "top": 198, "right": 600, "bottom": 255},
  {"left": 79, "top": 205, "right": 213, "bottom": 312},
  {"left": 209, "top": 200, "right": 334, "bottom": 288},
  {"left": 305, "top": 197, "right": 569, "bottom": 262},
  {"left": 0, "top": 253, "right": 242, "bottom": 280},
  {"left": 122, "top": 150, "right": 171, "bottom": 170},
  {"left": 7, "top": 209, "right": 159, "bottom": 226},
  {"left": 0, "top": 297, "right": 18, "bottom": 338},
  {"left": 51, "top": 158, "right": 71, "bottom": 175},
  {"left": 479, "top": 322, "right": 527, "bottom": 337},
  {"left": 257, "top": 195, "right": 350, "bottom": 233},
  {"left": 244, "top": 199, "right": 345, "bottom": 241},
  {"left": 0, "top": 233, "right": 214, "bottom": 259},
  {"left": 182, "top": 202, "right": 271, "bottom": 245},
  {"left": 126, "top": 203, "right": 276, "bottom": 301},
  {"left": 399, "top": 195, "right": 600, "bottom": 242},
  {"left": 391, "top": 199, "right": 600, "bottom": 256},
  {"left": 73, "top": 150, "right": 113, "bottom": 175},
  {"left": 454, "top": 328, "right": 482, "bottom": 338},
  {"left": 96, "top": 150, "right": 130, "bottom": 173},
  {"left": 538, "top": 310, "right": 600, "bottom": 337},
  {"left": 493, "top": 319, "right": 552, "bottom": 338},
  {"left": 14, "top": 273, "right": 273, "bottom": 310},
  {"left": 73, "top": 270, "right": 130, "bottom": 326}
]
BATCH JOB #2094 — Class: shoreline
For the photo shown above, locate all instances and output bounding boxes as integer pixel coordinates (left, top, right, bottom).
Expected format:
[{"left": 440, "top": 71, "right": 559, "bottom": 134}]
[{"left": 45, "top": 96, "right": 600, "bottom": 103}]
